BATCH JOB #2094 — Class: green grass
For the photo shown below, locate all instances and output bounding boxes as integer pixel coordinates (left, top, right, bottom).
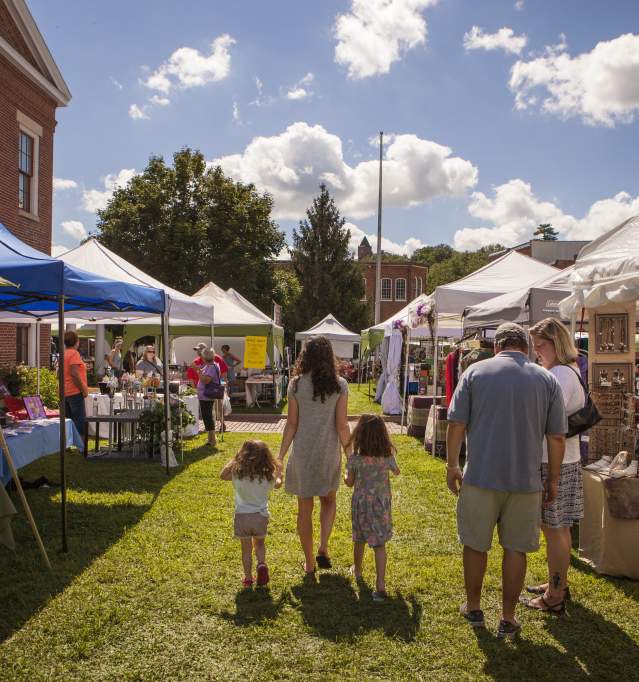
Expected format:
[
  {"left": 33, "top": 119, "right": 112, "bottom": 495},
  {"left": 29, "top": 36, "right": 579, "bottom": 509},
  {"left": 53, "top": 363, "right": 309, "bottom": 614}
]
[
  {"left": 232, "top": 382, "right": 381, "bottom": 417},
  {"left": 1, "top": 435, "right": 638, "bottom": 681}
]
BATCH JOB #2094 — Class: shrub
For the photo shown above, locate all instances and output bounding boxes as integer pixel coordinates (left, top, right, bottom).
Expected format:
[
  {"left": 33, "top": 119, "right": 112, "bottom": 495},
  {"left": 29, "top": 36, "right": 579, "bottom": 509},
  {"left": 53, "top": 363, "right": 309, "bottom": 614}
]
[{"left": 0, "top": 365, "right": 59, "bottom": 408}]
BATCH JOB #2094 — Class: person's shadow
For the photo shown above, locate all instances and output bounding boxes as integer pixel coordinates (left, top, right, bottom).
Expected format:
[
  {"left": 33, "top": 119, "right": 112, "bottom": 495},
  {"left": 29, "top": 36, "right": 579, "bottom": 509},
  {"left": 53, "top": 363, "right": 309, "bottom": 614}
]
[
  {"left": 219, "top": 587, "right": 288, "bottom": 627},
  {"left": 289, "top": 572, "right": 421, "bottom": 642}
]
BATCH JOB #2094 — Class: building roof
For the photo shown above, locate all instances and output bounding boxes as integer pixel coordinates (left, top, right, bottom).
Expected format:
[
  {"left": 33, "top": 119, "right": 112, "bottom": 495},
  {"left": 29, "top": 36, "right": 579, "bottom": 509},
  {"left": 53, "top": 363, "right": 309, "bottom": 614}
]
[
  {"left": 359, "top": 236, "right": 371, "bottom": 247},
  {"left": 0, "top": 0, "right": 71, "bottom": 106}
]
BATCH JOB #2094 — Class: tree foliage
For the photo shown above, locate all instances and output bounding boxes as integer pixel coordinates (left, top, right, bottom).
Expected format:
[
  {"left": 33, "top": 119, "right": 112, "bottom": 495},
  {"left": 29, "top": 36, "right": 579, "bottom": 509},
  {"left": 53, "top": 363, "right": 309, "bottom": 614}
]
[
  {"left": 533, "top": 223, "right": 559, "bottom": 240},
  {"left": 420, "top": 244, "right": 503, "bottom": 294},
  {"left": 93, "top": 149, "right": 285, "bottom": 312},
  {"left": 289, "top": 185, "right": 369, "bottom": 335}
]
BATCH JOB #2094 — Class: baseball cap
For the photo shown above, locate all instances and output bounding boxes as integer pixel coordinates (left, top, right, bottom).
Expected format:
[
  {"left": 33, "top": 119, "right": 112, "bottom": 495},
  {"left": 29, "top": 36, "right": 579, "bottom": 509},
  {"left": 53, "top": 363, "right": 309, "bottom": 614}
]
[
  {"left": 193, "top": 342, "right": 207, "bottom": 351},
  {"left": 494, "top": 322, "right": 528, "bottom": 347}
]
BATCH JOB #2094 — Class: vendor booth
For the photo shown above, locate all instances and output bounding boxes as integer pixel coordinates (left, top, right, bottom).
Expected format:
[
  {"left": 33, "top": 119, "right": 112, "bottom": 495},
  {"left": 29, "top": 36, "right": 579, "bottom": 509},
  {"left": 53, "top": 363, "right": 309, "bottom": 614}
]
[
  {"left": 296, "top": 314, "right": 359, "bottom": 359},
  {"left": 0, "top": 223, "right": 167, "bottom": 558},
  {"left": 560, "top": 215, "right": 639, "bottom": 580}
]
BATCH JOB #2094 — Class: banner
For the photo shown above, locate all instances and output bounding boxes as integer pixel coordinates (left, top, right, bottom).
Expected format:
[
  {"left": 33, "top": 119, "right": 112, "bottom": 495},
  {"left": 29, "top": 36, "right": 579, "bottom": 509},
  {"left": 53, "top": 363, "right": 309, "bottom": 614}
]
[{"left": 244, "top": 336, "right": 267, "bottom": 369}]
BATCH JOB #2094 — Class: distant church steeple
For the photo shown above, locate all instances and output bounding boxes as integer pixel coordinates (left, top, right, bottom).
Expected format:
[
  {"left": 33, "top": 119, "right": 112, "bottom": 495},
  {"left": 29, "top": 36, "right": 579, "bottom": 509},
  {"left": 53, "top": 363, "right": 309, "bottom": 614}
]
[{"left": 358, "top": 236, "right": 373, "bottom": 260}]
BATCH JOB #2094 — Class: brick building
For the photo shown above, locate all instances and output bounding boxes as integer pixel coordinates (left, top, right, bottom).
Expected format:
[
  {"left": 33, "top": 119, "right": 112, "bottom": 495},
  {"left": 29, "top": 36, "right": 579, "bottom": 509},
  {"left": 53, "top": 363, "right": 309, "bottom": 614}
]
[
  {"left": 489, "top": 239, "right": 589, "bottom": 269},
  {"left": 0, "top": 0, "right": 71, "bottom": 366}
]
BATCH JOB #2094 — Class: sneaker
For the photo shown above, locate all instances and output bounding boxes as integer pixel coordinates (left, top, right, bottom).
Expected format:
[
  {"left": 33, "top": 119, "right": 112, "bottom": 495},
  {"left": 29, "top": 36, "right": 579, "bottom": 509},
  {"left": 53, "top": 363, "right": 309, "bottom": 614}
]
[
  {"left": 611, "top": 460, "right": 638, "bottom": 478},
  {"left": 372, "top": 590, "right": 387, "bottom": 602},
  {"left": 585, "top": 455, "right": 612, "bottom": 471},
  {"left": 459, "top": 603, "right": 485, "bottom": 628},
  {"left": 256, "top": 562, "right": 269, "bottom": 586},
  {"left": 497, "top": 619, "right": 521, "bottom": 640},
  {"left": 242, "top": 577, "right": 254, "bottom": 589}
]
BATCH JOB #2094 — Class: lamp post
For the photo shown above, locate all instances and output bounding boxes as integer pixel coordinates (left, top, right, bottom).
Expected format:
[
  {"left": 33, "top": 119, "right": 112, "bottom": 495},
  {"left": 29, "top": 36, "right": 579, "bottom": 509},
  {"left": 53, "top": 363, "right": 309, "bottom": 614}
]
[{"left": 374, "top": 131, "right": 383, "bottom": 325}]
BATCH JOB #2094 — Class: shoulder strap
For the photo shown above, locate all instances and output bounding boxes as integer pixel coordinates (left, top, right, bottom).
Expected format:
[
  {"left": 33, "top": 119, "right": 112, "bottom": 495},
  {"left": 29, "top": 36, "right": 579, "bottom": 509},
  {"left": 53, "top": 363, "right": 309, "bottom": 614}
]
[{"left": 566, "top": 365, "right": 589, "bottom": 396}]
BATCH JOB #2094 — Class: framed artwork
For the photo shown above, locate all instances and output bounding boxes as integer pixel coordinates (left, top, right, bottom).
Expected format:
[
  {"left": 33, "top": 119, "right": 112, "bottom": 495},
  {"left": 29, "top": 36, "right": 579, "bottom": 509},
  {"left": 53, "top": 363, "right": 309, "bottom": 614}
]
[
  {"left": 592, "top": 363, "right": 633, "bottom": 393},
  {"left": 23, "top": 395, "right": 47, "bottom": 420},
  {"left": 595, "top": 313, "right": 629, "bottom": 354}
]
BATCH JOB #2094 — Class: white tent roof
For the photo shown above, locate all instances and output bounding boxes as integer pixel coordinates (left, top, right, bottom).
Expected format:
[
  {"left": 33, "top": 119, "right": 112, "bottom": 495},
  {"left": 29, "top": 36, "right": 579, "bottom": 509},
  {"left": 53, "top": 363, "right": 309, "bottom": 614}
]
[
  {"left": 295, "top": 314, "right": 359, "bottom": 342},
  {"left": 364, "top": 294, "right": 433, "bottom": 339},
  {"left": 464, "top": 265, "right": 575, "bottom": 328},
  {"left": 59, "top": 238, "right": 214, "bottom": 324},
  {"left": 226, "top": 287, "right": 274, "bottom": 324},
  {"left": 193, "top": 282, "right": 277, "bottom": 328},
  {"left": 560, "top": 215, "right": 639, "bottom": 316}
]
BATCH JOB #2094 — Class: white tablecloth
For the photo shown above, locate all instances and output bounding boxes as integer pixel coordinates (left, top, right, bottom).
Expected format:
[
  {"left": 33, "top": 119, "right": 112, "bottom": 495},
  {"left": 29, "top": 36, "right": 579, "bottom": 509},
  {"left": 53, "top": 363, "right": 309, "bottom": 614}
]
[
  {"left": 84, "top": 393, "right": 125, "bottom": 437},
  {"left": 182, "top": 394, "right": 200, "bottom": 437},
  {"left": 245, "top": 377, "right": 283, "bottom": 407}
]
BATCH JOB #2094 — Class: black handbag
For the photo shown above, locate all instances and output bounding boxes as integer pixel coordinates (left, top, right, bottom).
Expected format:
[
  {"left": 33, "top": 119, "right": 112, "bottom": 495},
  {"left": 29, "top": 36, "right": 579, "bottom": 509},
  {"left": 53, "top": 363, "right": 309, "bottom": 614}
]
[
  {"left": 566, "top": 366, "right": 602, "bottom": 438},
  {"left": 202, "top": 363, "right": 225, "bottom": 400}
]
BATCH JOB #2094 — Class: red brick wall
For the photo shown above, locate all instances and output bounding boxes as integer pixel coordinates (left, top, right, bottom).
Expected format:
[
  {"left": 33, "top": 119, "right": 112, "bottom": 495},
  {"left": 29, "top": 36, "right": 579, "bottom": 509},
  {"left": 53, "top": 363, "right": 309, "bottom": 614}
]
[
  {"left": 0, "top": 53, "right": 57, "bottom": 368},
  {"left": 359, "top": 262, "right": 428, "bottom": 324}
]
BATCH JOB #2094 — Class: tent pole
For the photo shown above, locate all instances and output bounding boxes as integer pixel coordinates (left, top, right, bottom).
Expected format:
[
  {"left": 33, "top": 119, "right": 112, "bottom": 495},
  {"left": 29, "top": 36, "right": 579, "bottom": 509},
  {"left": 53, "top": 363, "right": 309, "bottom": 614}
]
[
  {"left": 401, "top": 328, "right": 411, "bottom": 435},
  {"left": 161, "top": 297, "right": 172, "bottom": 475},
  {"left": 427, "top": 321, "right": 439, "bottom": 458},
  {"left": 57, "top": 298, "right": 68, "bottom": 552},
  {"left": 36, "top": 318, "right": 40, "bottom": 395}
]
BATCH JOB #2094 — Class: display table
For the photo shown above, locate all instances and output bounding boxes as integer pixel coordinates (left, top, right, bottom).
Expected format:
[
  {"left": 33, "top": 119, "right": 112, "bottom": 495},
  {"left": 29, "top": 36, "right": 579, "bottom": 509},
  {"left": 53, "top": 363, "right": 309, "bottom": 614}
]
[
  {"left": 85, "top": 393, "right": 126, "bottom": 437},
  {"left": 182, "top": 394, "right": 200, "bottom": 437},
  {"left": 580, "top": 469, "right": 639, "bottom": 579},
  {"left": 245, "top": 375, "right": 283, "bottom": 407},
  {"left": 0, "top": 419, "right": 83, "bottom": 486}
]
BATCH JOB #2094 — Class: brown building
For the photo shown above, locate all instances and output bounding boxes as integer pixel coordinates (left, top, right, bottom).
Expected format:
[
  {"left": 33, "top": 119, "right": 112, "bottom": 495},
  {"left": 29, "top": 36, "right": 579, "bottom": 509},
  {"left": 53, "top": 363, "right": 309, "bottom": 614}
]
[
  {"left": 0, "top": 0, "right": 70, "bottom": 366},
  {"left": 489, "top": 239, "right": 589, "bottom": 269}
]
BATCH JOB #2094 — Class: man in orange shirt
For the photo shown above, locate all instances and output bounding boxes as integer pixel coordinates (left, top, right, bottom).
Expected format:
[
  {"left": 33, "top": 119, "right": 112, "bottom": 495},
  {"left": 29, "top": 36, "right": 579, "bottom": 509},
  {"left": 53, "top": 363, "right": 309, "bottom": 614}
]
[{"left": 63, "top": 330, "right": 88, "bottom": 438}]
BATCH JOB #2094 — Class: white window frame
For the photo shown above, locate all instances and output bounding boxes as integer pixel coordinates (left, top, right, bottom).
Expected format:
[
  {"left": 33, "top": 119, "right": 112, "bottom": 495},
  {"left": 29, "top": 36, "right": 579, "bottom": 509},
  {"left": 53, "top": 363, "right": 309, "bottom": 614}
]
[
  {"left": 361, "top": 276, "right": 368, "bottom": 301},
  {"left": 414, "top": 276, "right": 423, "bottom": 297},
  {"left": 395, "top": 277, "right": 407, "bottom": 301},
  {"left": 381, "top": 277, "right": 392, "bottom": 301},
  {"left": 17, "top": 110, "right": 41, "bottom": 220}
]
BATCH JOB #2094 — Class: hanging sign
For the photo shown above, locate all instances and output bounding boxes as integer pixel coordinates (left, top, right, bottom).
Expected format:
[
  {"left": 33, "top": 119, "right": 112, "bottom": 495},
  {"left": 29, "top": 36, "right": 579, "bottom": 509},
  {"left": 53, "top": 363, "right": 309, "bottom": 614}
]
[{"left": 244, "top": 336, "right": 267, "bottom": 369}]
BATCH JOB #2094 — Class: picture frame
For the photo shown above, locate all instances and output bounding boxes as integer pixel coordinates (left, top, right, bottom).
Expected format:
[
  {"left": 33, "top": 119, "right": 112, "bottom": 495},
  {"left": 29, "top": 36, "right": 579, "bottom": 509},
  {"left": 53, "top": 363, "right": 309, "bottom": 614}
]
[
  {"left": 23, "top": 394, "right": 47, "bottom": 420},
  {"left": 595, "top": 313, "right": 629, "bottom": 354},
  {"left": 592, "top": 363, "right": 633, "bottom": 393}
]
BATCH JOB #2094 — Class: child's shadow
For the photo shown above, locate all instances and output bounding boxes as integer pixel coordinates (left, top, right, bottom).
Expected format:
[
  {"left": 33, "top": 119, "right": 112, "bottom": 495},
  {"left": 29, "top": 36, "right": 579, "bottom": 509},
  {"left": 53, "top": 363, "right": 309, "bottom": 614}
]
[
  {"left": 290, "top": 573, "right": 421, "bottom": 642},
  {"left": 219, "top": 587, "right": 288, "bottom": 627}
]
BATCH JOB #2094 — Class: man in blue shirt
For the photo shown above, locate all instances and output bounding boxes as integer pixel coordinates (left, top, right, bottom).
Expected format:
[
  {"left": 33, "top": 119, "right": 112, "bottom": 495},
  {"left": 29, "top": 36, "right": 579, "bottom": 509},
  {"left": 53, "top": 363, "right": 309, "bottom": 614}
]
[{"left": 446, "top": 323, "right": 566, "bottom": 639}]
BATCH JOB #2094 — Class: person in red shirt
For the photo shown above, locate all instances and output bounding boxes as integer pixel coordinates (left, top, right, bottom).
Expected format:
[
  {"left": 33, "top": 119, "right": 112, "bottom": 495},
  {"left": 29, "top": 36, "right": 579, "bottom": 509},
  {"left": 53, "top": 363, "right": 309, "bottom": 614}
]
[
  {"left": 63, "top": 330, "right": 88, "bottom": 438},
  {"left": 187, "top": 343, "right": 228, "bottom": 386}
]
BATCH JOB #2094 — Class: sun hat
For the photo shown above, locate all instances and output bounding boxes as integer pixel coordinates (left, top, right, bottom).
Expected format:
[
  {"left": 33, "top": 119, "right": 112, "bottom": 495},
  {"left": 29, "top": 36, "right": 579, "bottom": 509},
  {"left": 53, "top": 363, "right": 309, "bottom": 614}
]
[{"left": 193, "top": 342, "right": 207, "bottom": 352}]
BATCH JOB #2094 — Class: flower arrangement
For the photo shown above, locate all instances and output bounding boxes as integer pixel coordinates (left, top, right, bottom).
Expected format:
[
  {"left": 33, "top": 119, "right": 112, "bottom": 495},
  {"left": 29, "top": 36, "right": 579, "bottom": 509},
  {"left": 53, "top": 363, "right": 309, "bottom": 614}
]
[{"left": 392, "top": 319, "right": 406, "bottom": 330}]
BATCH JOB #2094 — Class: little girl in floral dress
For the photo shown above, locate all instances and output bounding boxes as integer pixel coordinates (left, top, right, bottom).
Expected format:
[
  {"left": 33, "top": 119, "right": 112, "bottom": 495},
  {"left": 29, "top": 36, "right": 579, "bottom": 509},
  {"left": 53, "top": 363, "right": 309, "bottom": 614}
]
[{"left": 345, "top": 414, "right": 400, "bottom": 601}]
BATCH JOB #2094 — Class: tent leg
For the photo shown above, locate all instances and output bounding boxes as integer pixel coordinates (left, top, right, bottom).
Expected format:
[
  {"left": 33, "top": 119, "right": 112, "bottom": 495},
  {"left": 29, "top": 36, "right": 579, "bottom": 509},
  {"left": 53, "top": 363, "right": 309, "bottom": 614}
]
[
  {"left": 426, "top": 323, "right": 439, "bottom": 458},
  {"left": 400, "top": 329, "right": 411, "bottom": 435},
  {"left": 161, "top": 307, "right": 172, "bottom": 475},
  {"left": 0, "top": 429, "right": 51, "bottom": 569},
  {"left": 58, "top": 299, "right": 68, "bottom": 552},
  {"left": 36, "top": 319, "right": 41, "bottom": 395}
]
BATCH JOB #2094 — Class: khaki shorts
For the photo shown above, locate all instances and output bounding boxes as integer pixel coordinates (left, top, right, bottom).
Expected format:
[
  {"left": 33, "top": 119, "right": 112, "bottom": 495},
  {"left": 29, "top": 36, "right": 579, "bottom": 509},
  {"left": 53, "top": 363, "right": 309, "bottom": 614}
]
[
  {"left": 457, "top": 483, "right": 542, "bottom": 553},
  {"left": 234, "top": 512, "right": 269, "bottom": 539}
]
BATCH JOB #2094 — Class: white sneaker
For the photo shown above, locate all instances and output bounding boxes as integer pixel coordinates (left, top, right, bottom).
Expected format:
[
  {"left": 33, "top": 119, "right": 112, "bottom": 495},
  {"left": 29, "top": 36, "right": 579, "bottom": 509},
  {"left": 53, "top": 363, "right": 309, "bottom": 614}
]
[
  {"left": 610, "top": 460, "right": 638, "bottom": 478},
  {"left": 585, "top": 455, "right": 613, "bottom": 471}
]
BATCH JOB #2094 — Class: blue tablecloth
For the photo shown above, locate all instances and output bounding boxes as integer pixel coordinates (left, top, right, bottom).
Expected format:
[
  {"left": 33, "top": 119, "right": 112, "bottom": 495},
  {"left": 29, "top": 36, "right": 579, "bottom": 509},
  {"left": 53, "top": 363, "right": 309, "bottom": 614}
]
[{"left": 1, "top": 419, "right": 83, "bottom": 486}]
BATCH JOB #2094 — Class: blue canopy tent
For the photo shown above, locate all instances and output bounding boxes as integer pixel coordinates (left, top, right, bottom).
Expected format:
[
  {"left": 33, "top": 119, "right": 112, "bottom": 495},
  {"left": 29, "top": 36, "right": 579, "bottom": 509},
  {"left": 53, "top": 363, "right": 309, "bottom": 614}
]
[{"left": 0, "top": 223, "right": 167, "bottom": 552}]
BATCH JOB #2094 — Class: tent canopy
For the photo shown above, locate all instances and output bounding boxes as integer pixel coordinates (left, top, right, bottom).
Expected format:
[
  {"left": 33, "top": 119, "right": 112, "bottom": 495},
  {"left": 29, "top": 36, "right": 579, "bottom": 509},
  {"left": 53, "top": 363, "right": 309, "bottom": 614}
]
[
  {"left": 560, "top": 215, "right": 639, "bottom": 316},
  {"left": 0, "top": 224, "right": 165, "bottom": 319},
  {"left": 296, "top": 314, "right": 359, "bottom": 342},
  {"left": 361, "top": 294, "right": 432, "bottom": 352},
  {"left": 464, "top": 265, "right": 575, "bottom": 328},
  {"left": 59, "top": 238, "right": 213, "bottom": 324}
]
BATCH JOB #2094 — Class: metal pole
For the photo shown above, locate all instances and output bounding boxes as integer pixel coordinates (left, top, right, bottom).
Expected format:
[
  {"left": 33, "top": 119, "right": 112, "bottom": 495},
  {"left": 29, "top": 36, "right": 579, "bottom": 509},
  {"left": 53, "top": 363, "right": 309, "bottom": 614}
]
[
  {"left": 161, "top": 297, "right": 172, "bottom": 475},
  {"left": 401, "top": 328, "right": 411, "bottom": 434},
  {"left": 374, "top": 131, "right": 383, "bottom": 325},
  {"left": 57, "top": 298, "right": 68, "bottom": 552},
  {"left": 426, "top": 320, "right": 439, "bottom": 457},
  {"left": 36, "top": 318, "right": 40, "bottom": 395}
]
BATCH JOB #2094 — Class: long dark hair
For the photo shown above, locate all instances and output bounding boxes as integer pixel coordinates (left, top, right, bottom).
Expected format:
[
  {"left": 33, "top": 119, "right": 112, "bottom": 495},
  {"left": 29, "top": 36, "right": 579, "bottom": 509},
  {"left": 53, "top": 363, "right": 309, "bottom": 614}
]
[
  {"left": 293, "top": 336, "right": 340, "bottom": 403},
  {"left": 348, "top": 414, "right": 396, "bottom": 458}
]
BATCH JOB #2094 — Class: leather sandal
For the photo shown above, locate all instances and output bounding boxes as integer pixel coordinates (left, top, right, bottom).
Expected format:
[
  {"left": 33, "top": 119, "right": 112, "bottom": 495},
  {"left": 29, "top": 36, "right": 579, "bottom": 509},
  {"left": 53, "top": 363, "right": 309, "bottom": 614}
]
[{"left": 520, "top": 594, "right": 566, "bottom": 615}]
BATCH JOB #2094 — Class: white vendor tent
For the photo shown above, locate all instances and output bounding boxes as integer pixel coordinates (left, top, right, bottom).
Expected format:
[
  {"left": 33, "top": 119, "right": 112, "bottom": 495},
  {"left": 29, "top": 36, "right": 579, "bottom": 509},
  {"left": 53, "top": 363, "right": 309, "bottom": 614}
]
[
  {"left": 361, "top": 294, "right": 432, "bottom": 352},
  {"left": 296, "top": 314, "right": 359, "bottom": 359},
  {"left": 463, "top": 265, "right": 575, "bottom": 329},
  {"left": 560, "top": 215, "right": 639, "bottom": 316}
]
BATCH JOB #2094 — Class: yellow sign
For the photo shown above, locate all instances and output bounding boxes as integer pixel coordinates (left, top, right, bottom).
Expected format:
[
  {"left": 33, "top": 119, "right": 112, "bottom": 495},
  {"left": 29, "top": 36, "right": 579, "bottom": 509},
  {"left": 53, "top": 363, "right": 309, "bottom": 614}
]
[{"left": 244, "top": 336, "right": 267, "bottom": 369}]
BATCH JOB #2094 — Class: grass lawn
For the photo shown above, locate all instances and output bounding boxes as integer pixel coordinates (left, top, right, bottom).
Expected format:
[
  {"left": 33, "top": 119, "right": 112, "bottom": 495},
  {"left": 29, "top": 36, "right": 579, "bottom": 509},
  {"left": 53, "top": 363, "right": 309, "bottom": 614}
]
[
  {"left": 1, "top": 434, "right": 638, "bottom": 681},
  {"left": 232, "top": 382, "right": 381, "bottom": 417}
]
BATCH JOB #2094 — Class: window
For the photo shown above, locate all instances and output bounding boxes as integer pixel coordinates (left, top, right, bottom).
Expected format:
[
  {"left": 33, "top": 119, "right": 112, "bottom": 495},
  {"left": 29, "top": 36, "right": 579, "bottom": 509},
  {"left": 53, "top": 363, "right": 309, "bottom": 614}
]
[
  {"left": 381, "top": 278, "right": 392, "bottom": 300},
  {"left": 361, "top": 276, "right": 368, "bottom": 301},
  {"left": 16, "top": 325, "right": 29, "bottom": 364},
  {"left": 395, "top": 278, "right": 407, "bottom": 301},
  {"left": 413, "top": 276, "right": 423, "bottom": 297},
  {"left": 18, "top": 132, "right": 33, "bottom": 212}
]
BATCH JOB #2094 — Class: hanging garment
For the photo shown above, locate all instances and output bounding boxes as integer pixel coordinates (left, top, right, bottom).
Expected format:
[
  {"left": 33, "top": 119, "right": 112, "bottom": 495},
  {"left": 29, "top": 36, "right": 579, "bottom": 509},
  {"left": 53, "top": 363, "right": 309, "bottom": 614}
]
[{"left": 445, "top": 349, "right": 460, "bottom": 406}]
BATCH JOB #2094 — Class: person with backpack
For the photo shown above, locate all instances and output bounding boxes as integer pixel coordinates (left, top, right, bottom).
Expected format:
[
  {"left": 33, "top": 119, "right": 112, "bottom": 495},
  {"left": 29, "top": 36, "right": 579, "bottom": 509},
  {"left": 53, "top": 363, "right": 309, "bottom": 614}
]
[{"left": 193, "top": 347, "right": 225, "bottom": 448}]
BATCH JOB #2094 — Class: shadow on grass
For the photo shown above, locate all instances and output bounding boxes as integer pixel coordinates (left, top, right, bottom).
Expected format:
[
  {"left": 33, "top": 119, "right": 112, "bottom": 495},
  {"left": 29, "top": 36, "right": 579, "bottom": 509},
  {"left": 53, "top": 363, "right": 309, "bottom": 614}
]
[
  {"left": 0, "top": 441, "right": 213, "bottom": 643},
  {"left": 219, "top": 587, "right": 288, "bottom": 627},
  {"left": 290, "top": 573, "right": 421, "bottom": 642},
  {"left": 570, "top": 554, "right": 639, "bottom": 604}
]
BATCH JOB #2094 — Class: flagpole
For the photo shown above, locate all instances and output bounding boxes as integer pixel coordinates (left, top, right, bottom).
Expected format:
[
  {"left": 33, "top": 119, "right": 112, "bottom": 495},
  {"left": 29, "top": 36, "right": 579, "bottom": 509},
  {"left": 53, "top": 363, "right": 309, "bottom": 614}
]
[{"left": 374, "top": 131, "right": 383, "bottom": 325}]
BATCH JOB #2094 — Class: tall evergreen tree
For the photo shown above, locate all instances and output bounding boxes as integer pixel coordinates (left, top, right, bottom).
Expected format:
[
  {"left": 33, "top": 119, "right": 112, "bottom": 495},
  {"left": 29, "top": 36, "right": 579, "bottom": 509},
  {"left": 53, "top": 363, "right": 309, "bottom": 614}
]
[
  {"left": 533, "top": 223, "right": 559, "bottom": 240},
  {"left": 289, "top": 185, "right": 368, "bottom": 334}
]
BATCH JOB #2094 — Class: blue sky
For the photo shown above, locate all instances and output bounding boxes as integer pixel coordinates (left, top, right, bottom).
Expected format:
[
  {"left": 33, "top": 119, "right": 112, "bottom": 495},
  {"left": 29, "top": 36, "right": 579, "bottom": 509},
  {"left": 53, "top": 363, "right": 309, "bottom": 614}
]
[{"left": 30, "top": 0, "right": 639, "bottom": 257}]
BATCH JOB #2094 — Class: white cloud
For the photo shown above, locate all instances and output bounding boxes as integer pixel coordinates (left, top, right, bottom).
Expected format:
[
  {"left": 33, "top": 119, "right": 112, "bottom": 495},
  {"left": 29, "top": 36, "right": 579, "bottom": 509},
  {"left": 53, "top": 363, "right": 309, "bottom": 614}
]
[
  {"left": 110, "top": 76, "right": 123, "bottom": 90},
  {"left": 82, "top": 169, "right": 137, "bottom": 213},
  {"left": 515, "top": 0, "right": 524, "bottom": 10},
  {"left": 53, "top": 177, "right": 77, "bottom": 191},
  {"left": 61, "top": 220, "right": 87, "bottom": 241},
  {"left": 346, "top": 222, "right": 425, "bottom": 256},
  {"left": 453, "top": 178, "right": 639, "bottom": 250},
  {"left": 463, "top": 26, "right": 527, "bottom": 56},
  {"left": 143, "top": 34, "right": 234, "bottom": 94},
  {"left": 149, "top": 95, "right": 170, "bottom": 106},
  {"left": 128, "top": 104, "right": 149, "bottom": 120},
  {"left": 510, "top": 33, "right": 639, "bottom": 126},
  {"left": 286, "top": 72, "right": 314, "bottom": 100},
  {"left": 213, "top": 122, "right": 477, "bottom": 219},
  {"left": 334, "top": 0, "right": 437, "bottom": 79},
  {"left": 51, "top": 244, "right": 69, "bottom": 257},
  {"left": 232, "top": 101, "right": 240, "bottom": 123}
]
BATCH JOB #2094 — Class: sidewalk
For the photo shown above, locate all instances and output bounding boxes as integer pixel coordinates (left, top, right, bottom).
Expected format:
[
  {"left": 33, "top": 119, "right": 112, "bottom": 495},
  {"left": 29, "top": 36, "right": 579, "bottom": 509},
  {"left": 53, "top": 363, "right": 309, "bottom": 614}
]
[{"left": 213, "top": 414, "right": 403, "bottom": 434}]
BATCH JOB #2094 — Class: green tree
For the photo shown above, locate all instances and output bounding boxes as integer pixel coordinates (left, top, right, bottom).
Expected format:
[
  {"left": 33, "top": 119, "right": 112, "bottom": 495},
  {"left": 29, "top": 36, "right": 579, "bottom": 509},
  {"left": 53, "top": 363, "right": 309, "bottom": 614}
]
[
  {"left": 411, "top": 243, "right": 455, "bottom": 267},
  {"left": 289, "top": 185, "right": 368, "bottom": 334},
  {"left": 533, "top": 223, "right": 559, "bottom": 240},
  {"left": 425, "top": 244, "right": 503, "bottom": 293},
  {"left": 93, "top": 149, "right": 285, "bottom": 311}
]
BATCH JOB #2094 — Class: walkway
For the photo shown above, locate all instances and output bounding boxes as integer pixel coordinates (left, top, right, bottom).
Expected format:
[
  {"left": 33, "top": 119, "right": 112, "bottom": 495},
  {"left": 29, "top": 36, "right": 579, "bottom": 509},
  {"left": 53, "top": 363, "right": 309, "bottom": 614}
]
[{"left": 214, "top": 415, "right": 404, "bottom": 434}]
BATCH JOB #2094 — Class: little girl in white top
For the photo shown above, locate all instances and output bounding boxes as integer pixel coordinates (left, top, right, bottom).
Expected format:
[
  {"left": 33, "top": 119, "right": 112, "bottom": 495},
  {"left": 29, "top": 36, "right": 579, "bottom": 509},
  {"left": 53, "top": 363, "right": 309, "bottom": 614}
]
[{"left": 221, "top": 440, "right": 281, "bottom": 588}]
